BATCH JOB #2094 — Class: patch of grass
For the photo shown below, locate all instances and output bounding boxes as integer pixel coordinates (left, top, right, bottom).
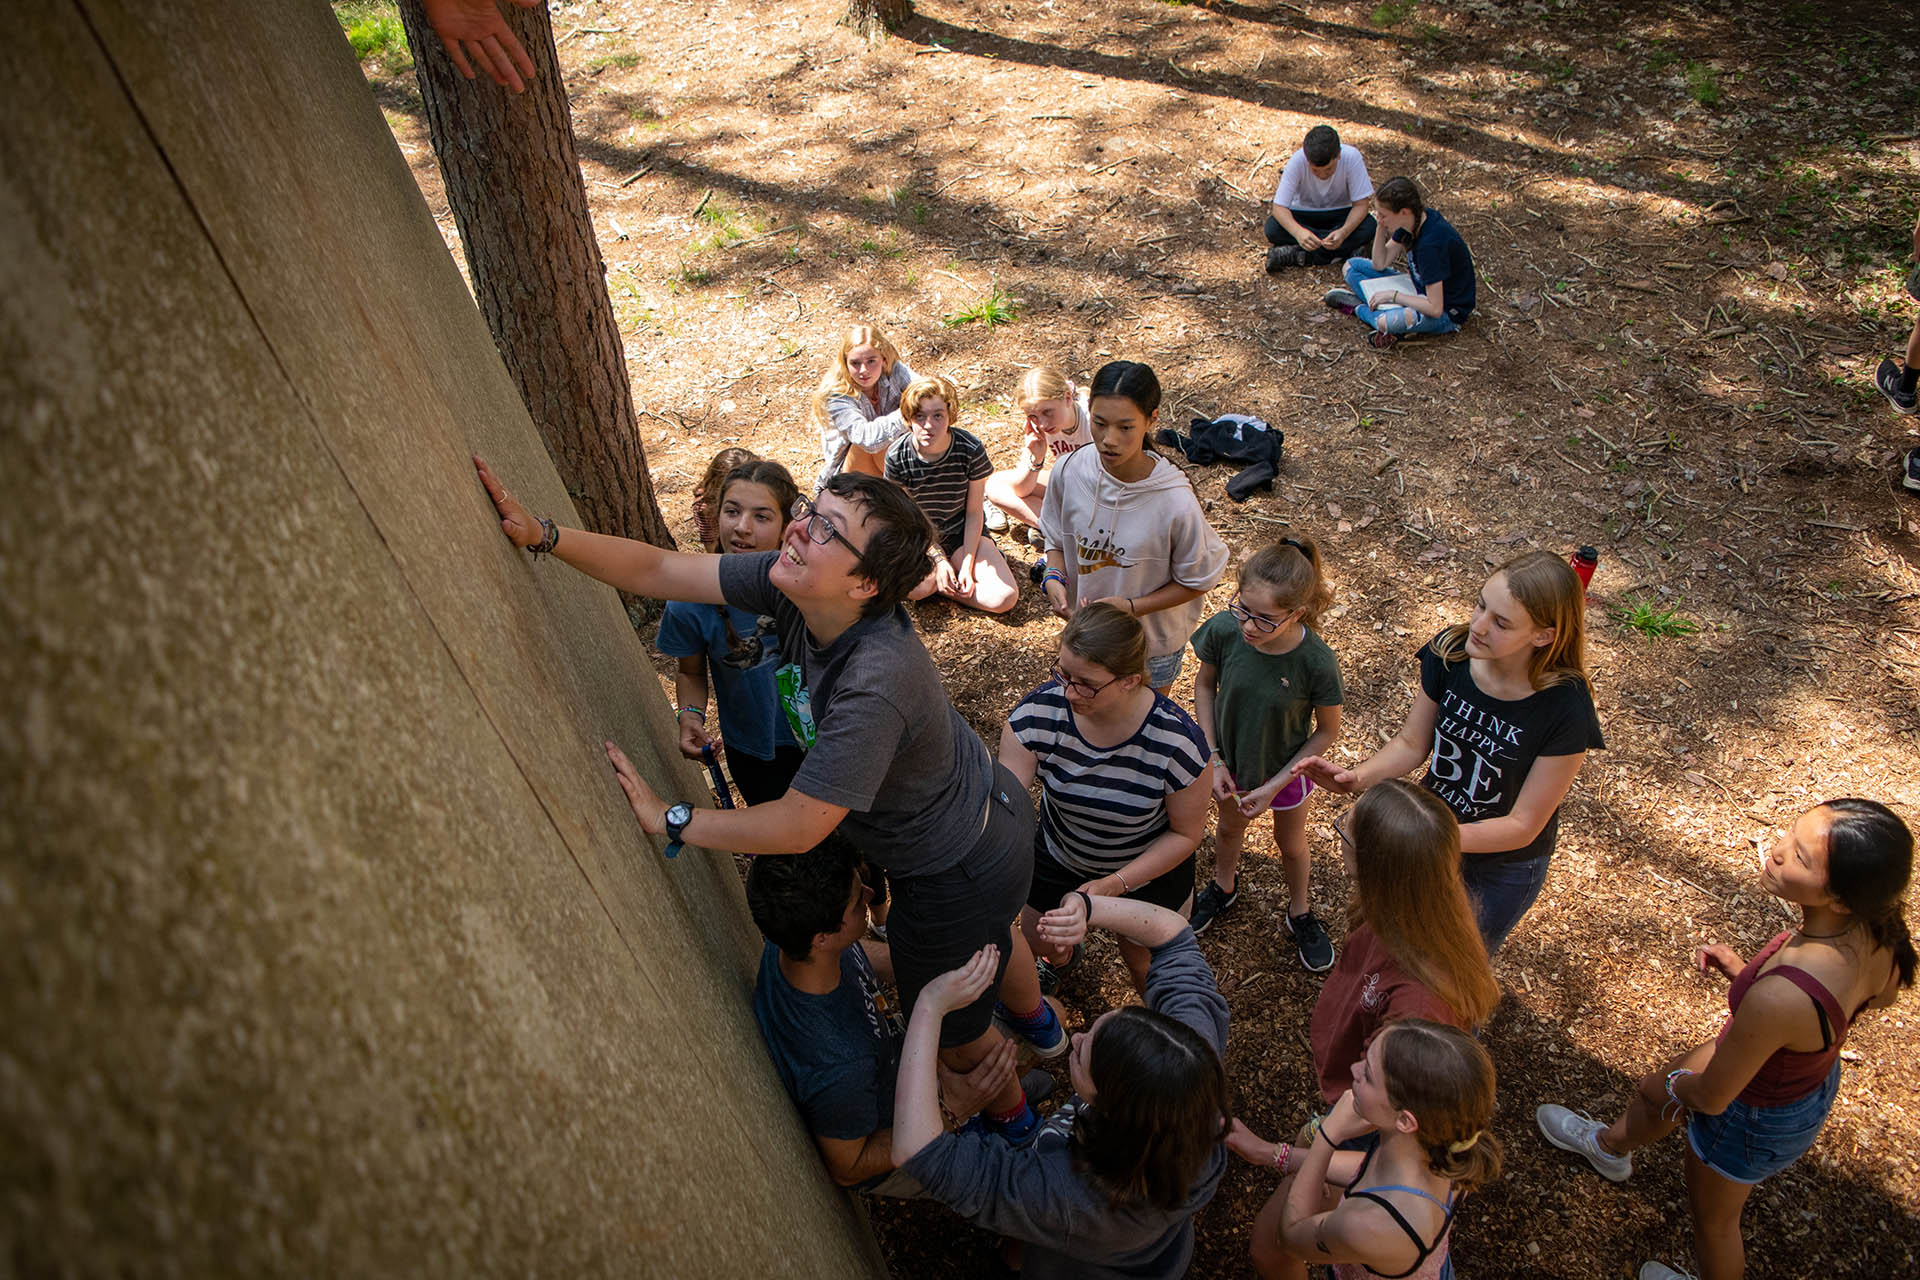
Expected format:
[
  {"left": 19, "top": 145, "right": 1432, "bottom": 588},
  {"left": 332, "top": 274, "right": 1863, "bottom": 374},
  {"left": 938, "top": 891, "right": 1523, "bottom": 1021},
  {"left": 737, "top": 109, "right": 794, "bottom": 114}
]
[
  {"left": 668, "top": 260, "right": 715, "bottom": 293},
  {"left": 1685, "top": 60, "right": 1721, "bottom": 106},
  {"left": 591, "top": 52, "right": 641, "bottom": 72},
  {"left": 942, "top": 287, "right": 1019, "bottom": 329},
  {"left": 1616, "top": 597, "right": 1700, "bottom": 639},
  {"left": 1646, "top": 43, "right": 1681, "bottom": 74},
  {"left": 1370, "top": 0, "right": 1415, "bottom": 26},
  {"left": 335, "top": 2, "right": 410, "bottom": 69}
]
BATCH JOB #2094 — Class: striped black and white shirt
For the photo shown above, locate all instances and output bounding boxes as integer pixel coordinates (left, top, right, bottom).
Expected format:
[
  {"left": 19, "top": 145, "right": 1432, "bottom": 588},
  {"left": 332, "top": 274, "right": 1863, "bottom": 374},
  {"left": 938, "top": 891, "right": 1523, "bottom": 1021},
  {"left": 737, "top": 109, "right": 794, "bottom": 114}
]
[
  {"left": 885, "top": 427, "right": 992, "bottom": 542},
  {"left": 1009, "top": 681, "right": 1210, "bottom": 878}
]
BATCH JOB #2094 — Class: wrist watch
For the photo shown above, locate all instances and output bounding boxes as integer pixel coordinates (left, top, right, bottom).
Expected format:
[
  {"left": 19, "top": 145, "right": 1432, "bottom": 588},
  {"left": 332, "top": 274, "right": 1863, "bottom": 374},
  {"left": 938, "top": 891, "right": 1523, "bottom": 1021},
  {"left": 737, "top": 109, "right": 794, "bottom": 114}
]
[{"left": 662, "top": 802, "right": 694, "bottom": 858}]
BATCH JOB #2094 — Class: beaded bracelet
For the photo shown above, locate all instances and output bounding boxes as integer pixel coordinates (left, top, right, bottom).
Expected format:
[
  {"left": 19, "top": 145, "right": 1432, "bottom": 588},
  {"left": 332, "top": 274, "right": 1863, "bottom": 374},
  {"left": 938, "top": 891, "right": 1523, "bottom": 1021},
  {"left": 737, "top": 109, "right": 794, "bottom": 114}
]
[
  {"left": 679, "top": 706, "right": 707, "bottom": 722},
  {"left": 530, "top": 516, "right": 560, "bottom": 557},
  {"left": 1662, "top": 1068, "right": 1695, "bottom": 1122},
  {"left": 1272, "top": 1140, "right": 1292, "bottom": 1174}
]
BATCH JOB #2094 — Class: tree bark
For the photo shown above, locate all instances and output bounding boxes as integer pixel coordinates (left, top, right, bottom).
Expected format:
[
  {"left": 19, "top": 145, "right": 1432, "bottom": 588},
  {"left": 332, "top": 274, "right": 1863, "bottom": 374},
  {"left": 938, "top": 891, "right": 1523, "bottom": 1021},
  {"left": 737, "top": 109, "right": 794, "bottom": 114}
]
[
  {"left": 841, "top": 0, "right": 912, "bottom": 42},
  {"left": 397, "top": 0, "right": 674, "bottom": 553}
]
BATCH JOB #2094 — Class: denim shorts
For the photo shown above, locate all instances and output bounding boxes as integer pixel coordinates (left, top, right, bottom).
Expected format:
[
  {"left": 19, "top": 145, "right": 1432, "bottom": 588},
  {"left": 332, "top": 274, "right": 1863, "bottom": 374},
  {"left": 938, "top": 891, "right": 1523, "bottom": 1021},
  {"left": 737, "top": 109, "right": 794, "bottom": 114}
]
[
  {"left": 1147, "top": 649, "right": 1184, "bottom": 688},
  {"left": 1687, "top": 1060, "right": 1840, "bottom": 1184}
]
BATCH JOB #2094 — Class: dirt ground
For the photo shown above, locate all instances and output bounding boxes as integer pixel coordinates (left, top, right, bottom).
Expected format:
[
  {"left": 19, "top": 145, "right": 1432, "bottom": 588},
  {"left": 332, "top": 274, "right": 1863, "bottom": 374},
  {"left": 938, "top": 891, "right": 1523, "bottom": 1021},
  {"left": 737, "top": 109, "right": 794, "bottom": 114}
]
[{"left": 355, "top": 0, "right": 1920, "bottom": 1273}]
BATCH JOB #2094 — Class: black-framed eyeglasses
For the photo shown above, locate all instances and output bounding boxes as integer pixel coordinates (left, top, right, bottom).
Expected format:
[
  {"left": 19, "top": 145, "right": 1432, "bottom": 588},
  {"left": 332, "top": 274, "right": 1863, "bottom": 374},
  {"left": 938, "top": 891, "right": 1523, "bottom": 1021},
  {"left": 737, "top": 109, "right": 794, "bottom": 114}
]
[
  {"left": 1228, "top": 594, "right": 1285, "bottom": 634},
  {"left": 1050, "top": 662, "right": 1120, "bottom": 699},
  {"left": 790, "top": 494, "right": 869, "bottom": 569}
]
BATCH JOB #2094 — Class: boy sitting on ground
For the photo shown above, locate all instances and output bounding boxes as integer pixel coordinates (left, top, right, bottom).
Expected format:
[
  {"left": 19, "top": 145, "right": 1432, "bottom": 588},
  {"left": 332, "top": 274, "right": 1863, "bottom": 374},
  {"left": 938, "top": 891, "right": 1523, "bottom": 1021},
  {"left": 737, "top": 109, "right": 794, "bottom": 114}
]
[
  {"left": 1264, "top": 124, "right": 1377, "bottom": 273},
  {"left": 748, "top": 838, "right": 1046, "bottom": 1194},
  {"left": 1323, "top": 175, "right": 1477, "bottom": 350}
]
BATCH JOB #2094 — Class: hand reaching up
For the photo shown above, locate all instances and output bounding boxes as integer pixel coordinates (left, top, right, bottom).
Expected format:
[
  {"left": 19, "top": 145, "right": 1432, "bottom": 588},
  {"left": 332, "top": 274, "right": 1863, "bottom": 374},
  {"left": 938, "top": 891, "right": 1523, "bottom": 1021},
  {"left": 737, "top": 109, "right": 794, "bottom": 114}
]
[{"left": 421, "top": 0, "right": 543, "bottom": 93}]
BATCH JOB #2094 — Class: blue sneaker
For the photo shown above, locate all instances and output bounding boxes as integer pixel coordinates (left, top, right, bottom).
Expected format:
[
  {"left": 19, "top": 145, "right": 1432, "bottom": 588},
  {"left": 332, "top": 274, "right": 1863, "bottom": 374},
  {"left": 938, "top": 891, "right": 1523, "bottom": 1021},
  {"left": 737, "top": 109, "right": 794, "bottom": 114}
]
[{"left": 995, "top": 997, "right": 1068, "bottom": 1059}]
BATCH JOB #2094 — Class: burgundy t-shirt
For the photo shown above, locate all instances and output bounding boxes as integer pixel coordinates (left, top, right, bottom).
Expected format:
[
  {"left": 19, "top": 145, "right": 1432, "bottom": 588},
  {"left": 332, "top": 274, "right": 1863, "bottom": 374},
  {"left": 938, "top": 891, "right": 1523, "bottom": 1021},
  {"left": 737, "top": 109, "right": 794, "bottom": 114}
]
[{"left": 1309, "top": 922, "right": 1462, "bottom": 1103}]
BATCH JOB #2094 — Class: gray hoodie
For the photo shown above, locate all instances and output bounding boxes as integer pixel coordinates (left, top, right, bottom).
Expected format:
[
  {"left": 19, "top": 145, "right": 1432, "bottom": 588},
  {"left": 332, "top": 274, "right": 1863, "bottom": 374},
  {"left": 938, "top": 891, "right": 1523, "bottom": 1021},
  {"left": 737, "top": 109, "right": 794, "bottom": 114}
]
[
  {"left": 1039, "top": 447, "right": 1229, "bottom": 660},
  {"left": 816, "top": 360, "right": 916, "bottom": 489}
]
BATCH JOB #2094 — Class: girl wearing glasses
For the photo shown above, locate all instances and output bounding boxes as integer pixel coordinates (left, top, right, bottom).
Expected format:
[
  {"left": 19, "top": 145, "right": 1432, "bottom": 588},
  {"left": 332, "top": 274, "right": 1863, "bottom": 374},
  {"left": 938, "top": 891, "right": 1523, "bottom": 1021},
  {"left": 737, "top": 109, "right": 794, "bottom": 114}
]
[
  {"left": 1000, "top": 604, "right": 1213, "bottom": 996},
  {"left": 1294, "top": 550, "right": 1602, "bottom": 954},
  {"left": 1189, "top": 539, "right": 1344, "bottom": 972}
]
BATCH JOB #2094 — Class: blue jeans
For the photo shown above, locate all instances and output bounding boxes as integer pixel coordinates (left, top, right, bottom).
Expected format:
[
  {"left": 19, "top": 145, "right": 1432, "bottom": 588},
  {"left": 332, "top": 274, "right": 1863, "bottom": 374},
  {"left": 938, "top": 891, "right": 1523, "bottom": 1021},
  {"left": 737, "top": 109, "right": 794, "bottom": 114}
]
[
  {"left": 1687, "top": 1061, "right": 1840, "bottom": 1184},
  {"left": 1343, "top": 258, "right": 1462, "bottom": 338},
  {"left": 1462, "top": 852, "right": 1551, "bottom": 954}
]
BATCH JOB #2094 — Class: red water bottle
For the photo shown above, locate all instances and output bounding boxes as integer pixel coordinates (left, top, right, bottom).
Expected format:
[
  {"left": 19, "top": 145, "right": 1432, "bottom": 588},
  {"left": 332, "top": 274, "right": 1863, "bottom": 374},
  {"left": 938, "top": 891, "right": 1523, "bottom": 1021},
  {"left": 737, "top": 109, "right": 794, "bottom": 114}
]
[{"left": 1570, "top": 546, "right": 1599, "bottom": 588}]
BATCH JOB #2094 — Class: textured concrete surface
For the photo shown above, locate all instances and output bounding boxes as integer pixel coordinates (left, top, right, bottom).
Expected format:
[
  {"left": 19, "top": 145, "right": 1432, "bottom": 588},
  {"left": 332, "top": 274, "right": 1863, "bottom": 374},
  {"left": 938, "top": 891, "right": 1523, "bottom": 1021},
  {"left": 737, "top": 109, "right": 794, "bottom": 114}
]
[{"left": 0, "top": 2, "right": 885, "bottom": 1274}]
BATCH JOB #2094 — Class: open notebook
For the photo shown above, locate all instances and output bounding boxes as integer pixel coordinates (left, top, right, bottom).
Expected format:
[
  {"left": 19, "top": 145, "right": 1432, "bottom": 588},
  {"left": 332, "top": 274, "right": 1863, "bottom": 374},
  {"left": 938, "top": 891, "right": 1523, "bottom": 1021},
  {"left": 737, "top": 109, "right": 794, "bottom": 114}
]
[{"left": 1358, "top": 272, "right": 1417, "bottom": 306}]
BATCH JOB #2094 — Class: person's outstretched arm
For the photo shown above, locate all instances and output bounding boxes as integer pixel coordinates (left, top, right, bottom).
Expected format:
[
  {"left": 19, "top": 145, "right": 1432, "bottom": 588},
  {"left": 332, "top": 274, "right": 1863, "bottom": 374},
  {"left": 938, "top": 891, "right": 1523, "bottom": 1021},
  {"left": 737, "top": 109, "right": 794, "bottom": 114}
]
[
  {"left": 476, "top": 456, "right": 727, "bottom": 604},
  {"left": 893, "top": 946, "right": 1002, "bottom": 1163},
  {"left": 1294, "top": 689, "right": 1437, "bottom": 794}
]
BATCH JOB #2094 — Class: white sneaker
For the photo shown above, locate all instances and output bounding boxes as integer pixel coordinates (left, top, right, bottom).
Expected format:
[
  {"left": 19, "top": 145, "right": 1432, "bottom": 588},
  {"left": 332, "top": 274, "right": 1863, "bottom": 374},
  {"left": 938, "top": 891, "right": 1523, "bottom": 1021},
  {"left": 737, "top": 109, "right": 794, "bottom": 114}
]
[
  {"left": 1639, "top": 1263, "right": 1697, "bottom": 1280},
  {"left": 1536, "top": 1104, "right": 1633, "bottom": 1182},
  {"left": 982, "top": 499, "right": 1009, "bottom": 533}
]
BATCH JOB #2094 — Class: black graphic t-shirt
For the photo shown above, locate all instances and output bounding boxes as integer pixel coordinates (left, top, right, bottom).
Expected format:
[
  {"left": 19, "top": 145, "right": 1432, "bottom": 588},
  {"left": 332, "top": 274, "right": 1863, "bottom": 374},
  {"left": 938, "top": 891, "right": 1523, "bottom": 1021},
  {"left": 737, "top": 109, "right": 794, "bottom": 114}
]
[{"left": 1416, "top": 632, "right": 1604, "bottom": 865}]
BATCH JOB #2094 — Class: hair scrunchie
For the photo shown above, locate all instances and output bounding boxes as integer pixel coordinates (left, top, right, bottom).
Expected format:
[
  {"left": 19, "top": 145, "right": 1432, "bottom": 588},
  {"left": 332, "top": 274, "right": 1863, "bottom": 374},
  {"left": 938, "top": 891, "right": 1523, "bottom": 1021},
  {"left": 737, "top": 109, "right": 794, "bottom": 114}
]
[{"left": 1447, "top": 1131, "right": 1482, "bottom": 1155}]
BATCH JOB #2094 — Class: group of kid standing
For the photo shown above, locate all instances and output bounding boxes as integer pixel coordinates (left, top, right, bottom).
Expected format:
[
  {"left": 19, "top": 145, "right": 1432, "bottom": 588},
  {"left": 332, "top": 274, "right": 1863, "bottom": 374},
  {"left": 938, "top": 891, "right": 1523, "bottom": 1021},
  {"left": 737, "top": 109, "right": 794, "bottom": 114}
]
[{"left": 472, "top": 125, "right": 1916, "bottom": 1280}]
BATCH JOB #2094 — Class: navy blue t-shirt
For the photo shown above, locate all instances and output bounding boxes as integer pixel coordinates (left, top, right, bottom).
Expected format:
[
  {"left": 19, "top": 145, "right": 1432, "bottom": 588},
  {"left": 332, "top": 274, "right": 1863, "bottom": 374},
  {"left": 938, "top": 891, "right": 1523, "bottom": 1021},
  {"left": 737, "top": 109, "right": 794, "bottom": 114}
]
[
  {"left": 751, "top": 940, "right": 903, "bottom": 1146},
  {"left": 1408, "top": 209, "right": 1476, "bottom": 321}
]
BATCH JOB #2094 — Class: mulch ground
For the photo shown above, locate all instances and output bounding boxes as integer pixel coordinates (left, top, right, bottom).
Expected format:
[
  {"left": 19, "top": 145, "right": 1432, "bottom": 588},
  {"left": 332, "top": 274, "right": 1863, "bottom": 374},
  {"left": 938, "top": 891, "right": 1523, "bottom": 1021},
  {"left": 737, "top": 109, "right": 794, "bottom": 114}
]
[{"left": 358, "top": 0, "right": 1920, "bottom": 1273}]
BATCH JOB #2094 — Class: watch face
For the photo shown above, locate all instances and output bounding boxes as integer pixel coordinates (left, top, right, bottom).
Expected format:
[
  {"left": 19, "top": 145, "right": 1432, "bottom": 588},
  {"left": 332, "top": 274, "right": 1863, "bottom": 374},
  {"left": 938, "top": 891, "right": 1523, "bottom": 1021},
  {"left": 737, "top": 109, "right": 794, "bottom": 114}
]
[{"left": 665, "top": 803, "right": 694, "bottom": 830}]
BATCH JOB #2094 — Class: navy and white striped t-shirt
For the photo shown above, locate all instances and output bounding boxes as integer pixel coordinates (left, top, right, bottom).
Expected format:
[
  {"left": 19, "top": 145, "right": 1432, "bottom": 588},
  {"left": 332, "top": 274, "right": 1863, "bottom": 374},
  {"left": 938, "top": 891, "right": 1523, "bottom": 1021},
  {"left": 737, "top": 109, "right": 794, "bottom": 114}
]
[
  {"left": 885, "top": 427, "right": 992, "bottom": 542},
  {"left": 1009, "top": 681, "right": 1211, "bottom": 877}
]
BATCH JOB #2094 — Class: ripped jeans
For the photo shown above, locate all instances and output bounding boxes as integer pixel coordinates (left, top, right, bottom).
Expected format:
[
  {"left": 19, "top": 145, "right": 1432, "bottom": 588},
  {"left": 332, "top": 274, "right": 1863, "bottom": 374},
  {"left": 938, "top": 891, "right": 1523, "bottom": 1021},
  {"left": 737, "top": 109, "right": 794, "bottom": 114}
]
[{"left": 1343, "top": 258, "right": 1462, "bottom": 339}]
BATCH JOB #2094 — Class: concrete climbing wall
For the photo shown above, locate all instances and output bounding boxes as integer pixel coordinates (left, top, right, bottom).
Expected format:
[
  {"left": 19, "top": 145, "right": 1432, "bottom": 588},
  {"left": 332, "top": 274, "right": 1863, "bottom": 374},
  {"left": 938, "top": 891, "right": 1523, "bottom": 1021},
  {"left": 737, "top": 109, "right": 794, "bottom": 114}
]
[{"left": 0, "top": 2, "right": 886, "bottom": 1274}]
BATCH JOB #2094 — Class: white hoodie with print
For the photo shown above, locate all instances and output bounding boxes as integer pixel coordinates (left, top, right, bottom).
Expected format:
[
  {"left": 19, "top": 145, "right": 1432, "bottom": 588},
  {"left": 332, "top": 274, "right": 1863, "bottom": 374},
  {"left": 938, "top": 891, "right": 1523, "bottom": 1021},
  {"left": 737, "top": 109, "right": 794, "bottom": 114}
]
[{"left": 1039, "top": 446, "right": 1229, "bottom": 661}]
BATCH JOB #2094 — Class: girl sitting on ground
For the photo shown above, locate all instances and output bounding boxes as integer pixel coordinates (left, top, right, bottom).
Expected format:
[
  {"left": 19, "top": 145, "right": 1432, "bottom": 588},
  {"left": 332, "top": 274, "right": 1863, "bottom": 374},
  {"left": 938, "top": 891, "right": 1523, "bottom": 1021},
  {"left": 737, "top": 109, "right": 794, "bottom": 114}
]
[
  {"left": 656, "top": 457, "right": 805, "bottom": 805},
  {"left": 1000, "top": 603, "right": 1211, "bottom": 996},
  {"left": 1537, "top": 798, "right": 1914, "bottom": 1280},
  {"left": 892, "top": 892, "right": 1230, "bottom": 1279},
  {"left": 1188, "top": 537, "right": 1345, "bottom": 972},
  {"left": 1226, "top": 782, "right": 1497, "bottom": 1179},
  {"left": 1039, "top": 360, "right": 1229, "bottom": 696},
  {"left": 810, "top": 321, "right": 916, "bottom": 487},
  {"left": 1294, "top": 549, "right": 1603, "bottom": 954},
  {"left": 885, "top": 375, "right": 1019, "bottom": 614},
  {"left": 983, "top": 365, "right": 1092, "bottom": 546},
  {"left": 1251, "top": 1019, "right": 1503, "bottom": 1280}
]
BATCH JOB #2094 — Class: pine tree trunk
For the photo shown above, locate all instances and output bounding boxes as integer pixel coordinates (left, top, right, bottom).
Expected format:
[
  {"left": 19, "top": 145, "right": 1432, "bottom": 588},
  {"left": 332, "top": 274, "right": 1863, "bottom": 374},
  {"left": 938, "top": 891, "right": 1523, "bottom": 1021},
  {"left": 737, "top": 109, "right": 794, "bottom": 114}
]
[
  {"left": 397, "top": 0, "right": 674, "bottom": 554},
  {"left": 841, "top": 0, "right": 913, "bottom": 42}
]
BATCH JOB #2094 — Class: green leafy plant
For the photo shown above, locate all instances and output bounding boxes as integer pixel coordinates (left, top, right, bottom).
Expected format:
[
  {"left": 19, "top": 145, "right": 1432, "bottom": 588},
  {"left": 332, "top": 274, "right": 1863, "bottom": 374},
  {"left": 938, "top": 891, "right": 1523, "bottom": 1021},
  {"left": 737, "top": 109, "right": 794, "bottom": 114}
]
[
  {"left": 336, "top": 2, "right": 409, "bottom": 67},
  {"left": 942, "top": 287, "right": 1019, "bottom": 329},
  {"left": 1616, "top": 598, "right": 1700, "bottom": 639},
  {"left": 1685, "top": 60, "right": 1721, "bottom": 106},
  {"left": 1370, "top": 0, "right": 1416, "bottom": 26}
]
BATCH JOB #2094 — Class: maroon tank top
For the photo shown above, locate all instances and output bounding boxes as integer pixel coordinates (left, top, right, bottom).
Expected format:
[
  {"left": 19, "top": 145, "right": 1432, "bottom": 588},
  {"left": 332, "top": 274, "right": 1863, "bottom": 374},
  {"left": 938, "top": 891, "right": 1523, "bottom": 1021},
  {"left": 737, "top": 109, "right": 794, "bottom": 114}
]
[{"left": 1718, "top": 930, "right": 1865, "bottom": 1107}]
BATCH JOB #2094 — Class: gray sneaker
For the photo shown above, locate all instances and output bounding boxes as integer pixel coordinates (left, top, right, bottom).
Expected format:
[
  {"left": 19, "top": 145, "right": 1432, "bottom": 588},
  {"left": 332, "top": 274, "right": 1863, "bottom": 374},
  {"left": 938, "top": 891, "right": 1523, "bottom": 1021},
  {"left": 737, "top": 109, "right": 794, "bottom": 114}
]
[
  {"left": 1638, "top": 1264, "right": 1696, "bottom": 1280},
  {"left": 983, "top": 498, "right": 1010, "bottom": 532},
  {"left": 1536, "top": 1104, "right": 1633, "bottom": 1182},
  {"left": 1285, "top": 908, "right": 1336, "bottom": 973}
]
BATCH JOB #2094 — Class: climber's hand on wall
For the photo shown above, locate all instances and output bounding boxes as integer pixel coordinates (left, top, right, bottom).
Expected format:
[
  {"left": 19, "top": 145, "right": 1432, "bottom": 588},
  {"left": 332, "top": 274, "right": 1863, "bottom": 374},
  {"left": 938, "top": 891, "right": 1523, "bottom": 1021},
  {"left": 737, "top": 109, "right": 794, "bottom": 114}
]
[
  {"left": 421, "top": 0, "right": 542, "bottom": 93},
  {"left": 606, "top": 740, "right": 667, "bottom": 836},
  {"left": 473, "top": 455, "right": 544, "bottom": 548}
]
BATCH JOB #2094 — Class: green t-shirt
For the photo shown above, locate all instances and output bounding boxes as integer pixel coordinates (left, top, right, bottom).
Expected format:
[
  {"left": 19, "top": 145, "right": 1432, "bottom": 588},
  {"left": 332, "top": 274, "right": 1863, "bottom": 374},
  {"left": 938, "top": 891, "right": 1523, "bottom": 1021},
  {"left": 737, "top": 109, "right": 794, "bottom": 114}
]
[{"left": 1191, "top": 611, "right": 1344, "bottom": 785}]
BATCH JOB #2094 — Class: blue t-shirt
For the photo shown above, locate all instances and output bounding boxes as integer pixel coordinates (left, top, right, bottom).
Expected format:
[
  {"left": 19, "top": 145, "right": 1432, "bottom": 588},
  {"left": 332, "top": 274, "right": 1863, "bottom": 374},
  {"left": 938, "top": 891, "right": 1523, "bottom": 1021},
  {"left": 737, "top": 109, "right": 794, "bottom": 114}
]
[
  {"left": 1408, "top": 209, "right": 1476, "bottom": 321},
  {"left": 751, "top": 940, "right": 903, "bottom": 1150},
  {"left": 656, "top": 599, "right": 795, "bottom": 761}
]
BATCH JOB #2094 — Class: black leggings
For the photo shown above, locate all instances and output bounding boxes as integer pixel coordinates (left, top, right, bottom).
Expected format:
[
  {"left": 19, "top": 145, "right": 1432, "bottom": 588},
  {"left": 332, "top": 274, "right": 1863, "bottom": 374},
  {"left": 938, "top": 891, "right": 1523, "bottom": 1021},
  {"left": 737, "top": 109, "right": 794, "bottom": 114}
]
[
  {"left": 724, "top": 742, "right": 806, "bottom": 807},
  {"left": 1265, "top": 209, "right": 1376, "bottom": 266}
]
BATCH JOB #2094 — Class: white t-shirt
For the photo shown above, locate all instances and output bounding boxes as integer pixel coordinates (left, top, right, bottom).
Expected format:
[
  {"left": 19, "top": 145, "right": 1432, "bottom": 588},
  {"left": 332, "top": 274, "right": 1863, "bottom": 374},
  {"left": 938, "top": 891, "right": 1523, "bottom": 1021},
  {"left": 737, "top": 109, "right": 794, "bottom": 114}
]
[{"left": 1272, "top": 144, "right": 1374, "bottom": 212}]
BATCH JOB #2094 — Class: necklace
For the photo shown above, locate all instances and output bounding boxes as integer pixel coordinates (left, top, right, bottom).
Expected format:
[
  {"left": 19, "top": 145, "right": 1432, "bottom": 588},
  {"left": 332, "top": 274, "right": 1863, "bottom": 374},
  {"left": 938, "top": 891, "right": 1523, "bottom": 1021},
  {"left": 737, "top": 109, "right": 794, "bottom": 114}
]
[{"left": 1795, "top": 924, "right": 1853, "bottom": 940}]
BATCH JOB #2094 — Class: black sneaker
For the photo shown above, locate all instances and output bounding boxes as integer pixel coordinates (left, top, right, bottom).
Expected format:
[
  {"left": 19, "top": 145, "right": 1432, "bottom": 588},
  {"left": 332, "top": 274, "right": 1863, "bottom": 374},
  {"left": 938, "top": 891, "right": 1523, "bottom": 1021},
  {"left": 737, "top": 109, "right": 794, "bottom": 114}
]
[
  {"left": 1265, "top": 245, "right": 1305, "bottom": 273},
  {"left": 1028, "top": 558, "right": 1047, "bottom": 585},
  {"left": 1190, "top": 879, "right": 1238, "bottom": 935},
  {"left": 1035, "top": 942, "right": 1084, "bottom": 997},
  {"left": 1877, "top": 358, "right": 1918, "bottom": 414},
  {"left": 1020, "top": 1068, "right": 1057, "bottom": 1106},
  {"left": 1323, "top": 286, "right": 1361, "bottom": 315},
  {"left": 1286, "top": 908, "right": 1336, "bottom": 973},
  {"left": 1904, "top": 447, "right": 1920, "bottom": 495}
]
